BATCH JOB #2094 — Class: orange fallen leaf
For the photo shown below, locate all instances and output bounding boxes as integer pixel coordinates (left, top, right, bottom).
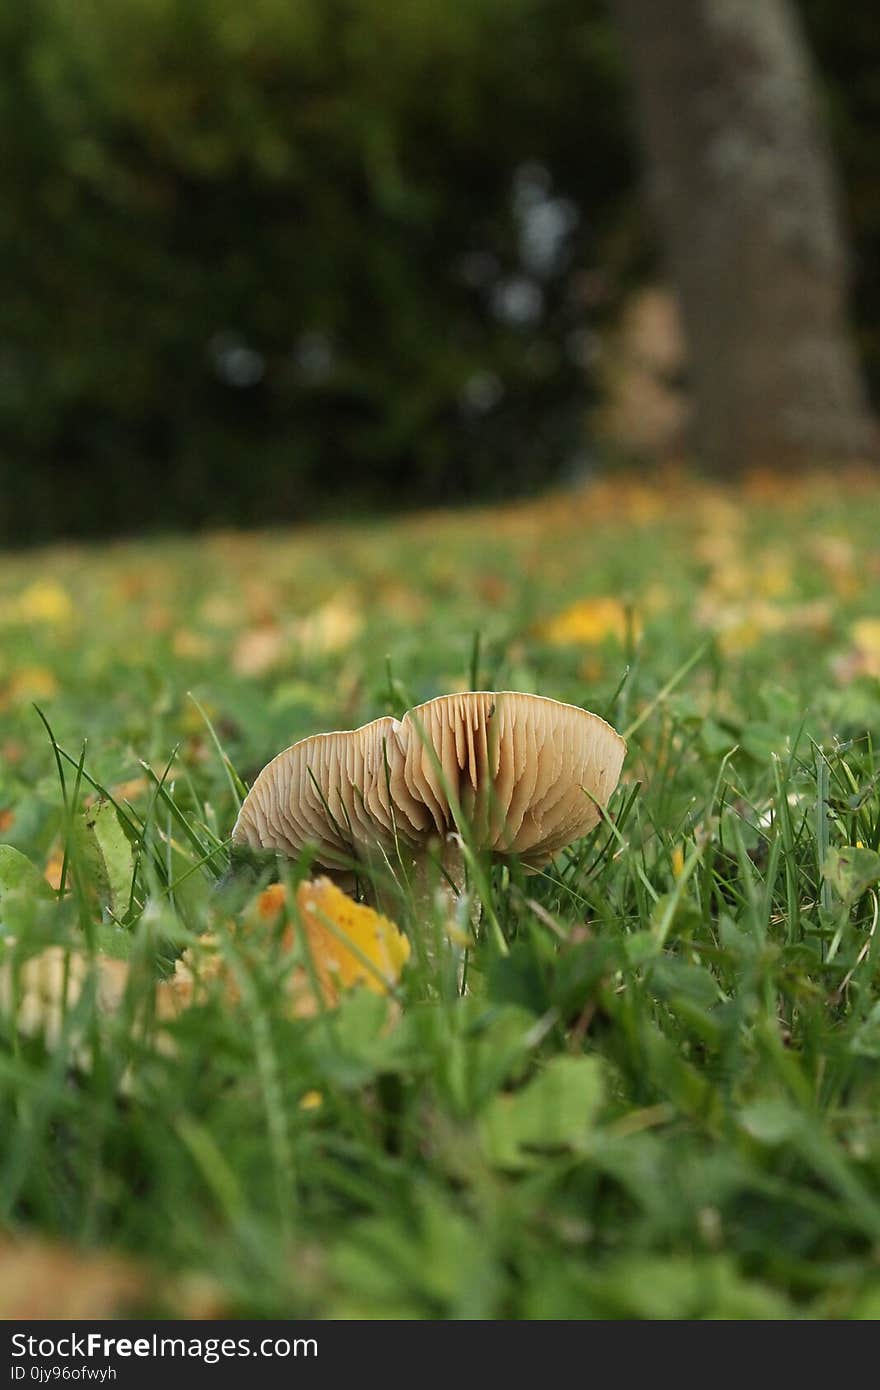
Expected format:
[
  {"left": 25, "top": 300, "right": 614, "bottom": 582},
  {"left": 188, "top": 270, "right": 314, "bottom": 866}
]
[
  {"left": 257, "top": 882, "right": 288, "bottom": 920},
  {"left": 43, "top": 850, "right": 65, "bottom": 891},
  {"left": 84, "top": 777, "right": 148, "bottom": 810},
  {"left": 111, "top": 776, "right": 149, "bottom": 803},
  {"left": 145, "top": 603, "right": 172, "bottom": 633}
]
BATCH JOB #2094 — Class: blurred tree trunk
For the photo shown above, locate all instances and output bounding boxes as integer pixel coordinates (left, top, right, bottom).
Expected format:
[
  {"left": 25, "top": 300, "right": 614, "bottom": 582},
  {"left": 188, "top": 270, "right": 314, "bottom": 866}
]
[{"left": 612, "top": 0, "right": 875, "bottom": 472}]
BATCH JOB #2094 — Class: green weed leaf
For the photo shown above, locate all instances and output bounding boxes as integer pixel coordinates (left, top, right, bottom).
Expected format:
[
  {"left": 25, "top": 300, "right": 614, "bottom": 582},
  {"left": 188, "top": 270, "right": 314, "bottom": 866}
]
[
  {"left": 824, "top": 845, "right": 880, "bottom": 903},
  {"left": 480, "top": 1055, "right": 604, "bottom": 1169}
]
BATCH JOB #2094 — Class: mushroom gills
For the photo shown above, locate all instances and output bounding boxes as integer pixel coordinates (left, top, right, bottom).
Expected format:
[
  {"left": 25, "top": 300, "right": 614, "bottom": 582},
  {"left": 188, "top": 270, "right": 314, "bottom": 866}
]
[{"left": 232, "top": 691, "right": 626, "bottom": 880}]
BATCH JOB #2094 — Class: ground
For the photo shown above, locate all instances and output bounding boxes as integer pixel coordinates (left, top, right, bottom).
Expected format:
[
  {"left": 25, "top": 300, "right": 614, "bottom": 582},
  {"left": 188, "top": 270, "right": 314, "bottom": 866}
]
[{"left": 2, "top": 467, "right": 880, "bottom": 1319}]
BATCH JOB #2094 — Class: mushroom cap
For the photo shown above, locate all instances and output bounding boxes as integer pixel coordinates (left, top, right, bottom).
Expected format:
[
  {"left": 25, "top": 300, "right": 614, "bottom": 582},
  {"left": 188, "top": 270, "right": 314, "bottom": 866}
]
[
  {"left": 393, "top": 692, "right": 625, "bottom": 864},
  {"left": 232, "top": 692, "right": 625, "bottom": 872},
  {"left": 231, "top": 715, "right": 409, "bottom": 872}
]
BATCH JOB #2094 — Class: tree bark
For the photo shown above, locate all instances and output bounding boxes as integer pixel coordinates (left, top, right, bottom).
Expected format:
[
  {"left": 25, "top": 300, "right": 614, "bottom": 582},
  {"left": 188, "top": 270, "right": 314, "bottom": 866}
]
[{"left": 612, "top": 0, "right": 875, "bottom": 472}]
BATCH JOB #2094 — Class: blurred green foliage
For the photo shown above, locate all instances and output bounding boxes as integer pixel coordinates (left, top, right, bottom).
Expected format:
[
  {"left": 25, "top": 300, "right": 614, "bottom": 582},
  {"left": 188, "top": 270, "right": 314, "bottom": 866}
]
[
  {"left": 0, "top": 0, "right": 876, "bottom": 544},
  {"left": 0, "top": 0, "right": 633, "bottom": 542}
]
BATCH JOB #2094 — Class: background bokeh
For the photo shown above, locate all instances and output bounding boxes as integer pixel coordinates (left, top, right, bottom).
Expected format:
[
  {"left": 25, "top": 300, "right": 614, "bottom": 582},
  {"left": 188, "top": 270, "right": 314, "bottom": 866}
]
[
  {"left": 5, "top": 4, "right": 880, "bottom": 1324},
  {"left": 0, "top": 0, "right": 877, "bottom": 543}
]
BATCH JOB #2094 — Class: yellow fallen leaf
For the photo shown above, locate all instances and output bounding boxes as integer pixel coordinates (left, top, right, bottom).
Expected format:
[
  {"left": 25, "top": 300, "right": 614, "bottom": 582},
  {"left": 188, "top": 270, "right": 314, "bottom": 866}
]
[
  {"left": 852, "top": 617, "right": 880, "bottom": 657},
  {"left": 2, "top": 580, "right": 74, "bottom": 626},
  {"left": 2, "top": 666, "right": 58, "bottom": 708},
  {"left": 170, "top": 879, "right": 409, "bottom": 1021},
  {"left": 538, "top": 596, "right": 639, "bottom": 646},
  {"left": 0, "top": 880, "right": 410, "bottom": 1062},
  {"left": 845, "top": 617, "right": 880, "bottom": 679},
  {"left": 295, "top": 877, "right": 410, "bottom": 1002},
  {"left": 293, "top": 594, "right": 363, "bottom": 654}
]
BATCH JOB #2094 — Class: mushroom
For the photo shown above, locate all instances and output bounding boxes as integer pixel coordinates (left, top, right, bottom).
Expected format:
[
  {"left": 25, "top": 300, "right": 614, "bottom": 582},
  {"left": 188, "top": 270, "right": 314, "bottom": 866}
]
[{"left": 233, "top": 692, "right": 625, "bottom": 881}]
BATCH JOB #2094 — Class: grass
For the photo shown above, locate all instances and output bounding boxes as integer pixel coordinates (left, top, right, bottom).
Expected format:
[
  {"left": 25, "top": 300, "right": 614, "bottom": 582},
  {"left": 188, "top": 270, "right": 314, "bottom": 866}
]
[{"left": 2, "top": 467, "right": 880, "bottom": 1318}]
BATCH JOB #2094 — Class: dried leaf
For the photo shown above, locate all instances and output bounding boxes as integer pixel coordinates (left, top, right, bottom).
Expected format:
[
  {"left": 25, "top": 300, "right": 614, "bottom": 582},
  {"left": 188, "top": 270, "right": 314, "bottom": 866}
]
[
  {"left": 0, "top": 1237, "right": 147, "bottom": 1319},
  {"left": 0, "top": 947, "right": 128, "bottom": 1047},
  {"left": 232, "top": 624, "right": 286, "bottom": 676},
  {"left": 295, "top": 877, "right": 410, "bottom": 1002}
]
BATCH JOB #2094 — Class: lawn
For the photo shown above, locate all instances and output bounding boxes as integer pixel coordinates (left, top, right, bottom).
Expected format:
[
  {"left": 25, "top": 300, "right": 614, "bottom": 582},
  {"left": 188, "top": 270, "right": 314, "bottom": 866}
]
[{"left": 2, "top": 467, "right": 880, "bottom": 1319}]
